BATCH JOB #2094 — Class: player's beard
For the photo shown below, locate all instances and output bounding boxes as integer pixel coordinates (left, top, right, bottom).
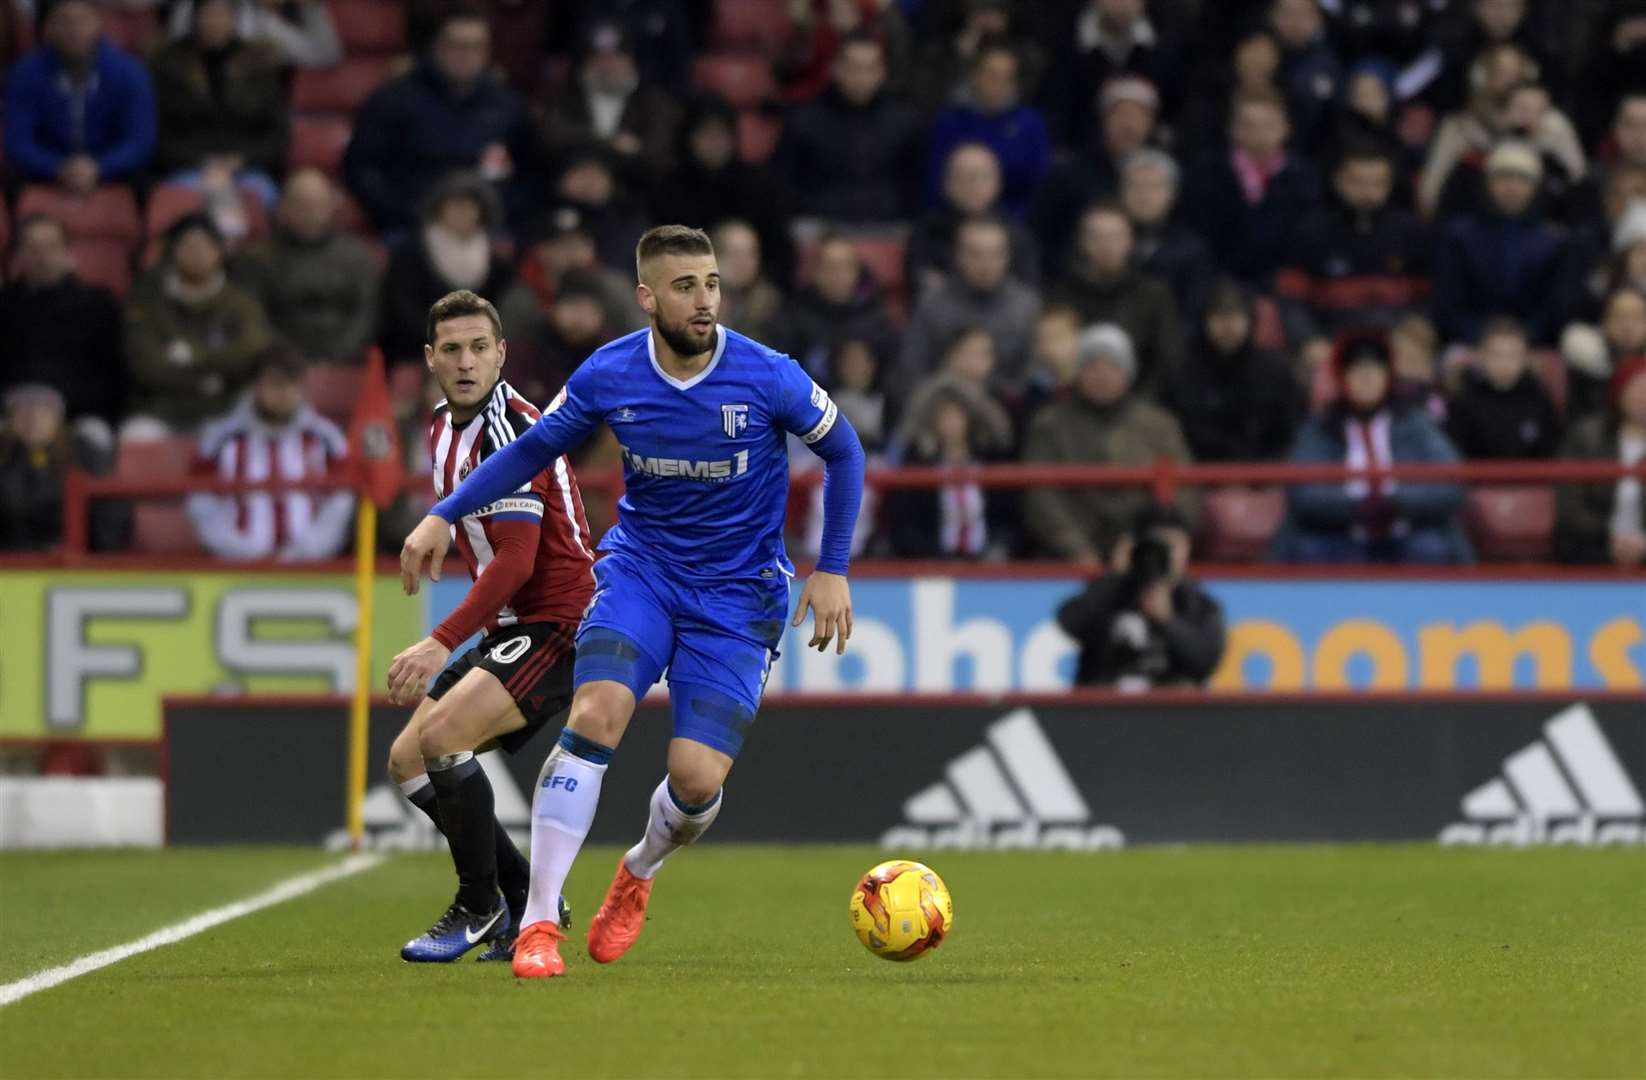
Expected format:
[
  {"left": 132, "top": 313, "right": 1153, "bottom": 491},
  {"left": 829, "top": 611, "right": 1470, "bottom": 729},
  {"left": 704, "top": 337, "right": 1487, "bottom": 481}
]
[{"left": 655, "top": 313, "right": 717, "bottom": 360}]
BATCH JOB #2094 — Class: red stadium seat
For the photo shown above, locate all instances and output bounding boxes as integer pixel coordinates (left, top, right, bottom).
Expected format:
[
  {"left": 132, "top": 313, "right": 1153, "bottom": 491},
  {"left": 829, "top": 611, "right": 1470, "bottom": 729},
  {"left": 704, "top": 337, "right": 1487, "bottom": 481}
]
[
  {"left": 690, "top": 54, "right": 777, "bottom": 109},
  {"left": 17, "top": 184, "right": 141, "bottom": 244},
  {"left": 330, "top": 0, "right": 405, "bottom": 55},
  {"left": 709, "top": 0, "right": 790, "bottom": 53},
  {"left": 1197, "top": 487, "right": 1286, "bottom": 562},
  {"left": 846, "top": 231, "right": 909, "bottom": 316},
  {"left": 1531, "top": 350, "right": 1568, "bottom": 417},
  {"left": 116, "top": 437, "right": 196, "bottom": 479},
  {"left": 303, "top": 362, "right": 364, "bottom": 423},
  {"left": 737, "top": 109, "right": 782, "bottom": 164},
  {"left": 132, "top": 505, "right": 205, "bottom": 555},
  {"left": 69, "top": 239, "right": 134, "bottom": 299},
  {"left": 1465, "top": 486, "right": 1555, "bottom": 562},
  {"left": 0, "top": 200, "right": 9, "bottom": 255},
  {"left": 102, "top": 7, "right": 161, "bottom": 54},
  {"left": 291, "top": 58, "right": 392, "bottom": 113},
  {"left": 145, "top": 183, "right": 270, "bottom": 242},
  {"left": 287, "top": 115, "right": 353, "bottom": 175}
]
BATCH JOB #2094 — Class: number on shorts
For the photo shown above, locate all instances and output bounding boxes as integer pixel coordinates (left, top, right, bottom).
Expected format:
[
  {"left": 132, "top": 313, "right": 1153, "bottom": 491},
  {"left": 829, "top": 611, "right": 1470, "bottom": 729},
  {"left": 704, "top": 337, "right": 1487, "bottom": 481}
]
[{"left": 489, "top": 635, "right": 532, "bottom": 664}]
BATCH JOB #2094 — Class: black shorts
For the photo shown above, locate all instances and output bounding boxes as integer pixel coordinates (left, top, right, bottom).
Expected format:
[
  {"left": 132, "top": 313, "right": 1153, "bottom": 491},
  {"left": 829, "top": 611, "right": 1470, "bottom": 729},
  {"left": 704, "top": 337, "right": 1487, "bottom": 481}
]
[{"left": 428, "top": 621, "right": 576, "bottom": 755}]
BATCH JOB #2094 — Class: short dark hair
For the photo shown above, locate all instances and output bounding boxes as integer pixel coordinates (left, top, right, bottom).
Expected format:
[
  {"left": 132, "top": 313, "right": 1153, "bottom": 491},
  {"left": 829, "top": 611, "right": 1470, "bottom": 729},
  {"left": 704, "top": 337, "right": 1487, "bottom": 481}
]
[
  {"left": 1080, "top": 199, "right": 1131, "bottom": 228},
  {"left": 1336, "top": 140, "right": 1394, "bottom": 171},
  {"left": 635, "top": 224, "right": 714, "bottom": 280},
  {"left": 252, "top": 342, "right": 307, "bottom": 381},
  {"left": 1231, "top": 86, "right": 1289, "bottom": 122},
  {"left": 426, "top": 290, "right": 503, "bottom": 345},
  {"left": 1478, "top": 316, "right": 1527, "bottom": 345}
]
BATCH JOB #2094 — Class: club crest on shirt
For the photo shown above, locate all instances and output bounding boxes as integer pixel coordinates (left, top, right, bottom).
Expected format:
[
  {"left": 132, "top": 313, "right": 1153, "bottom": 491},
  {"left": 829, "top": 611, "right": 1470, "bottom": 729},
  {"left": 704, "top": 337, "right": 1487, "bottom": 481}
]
[
  {"left": 458, "top": 458, "right": 472, "bottom": 482},
  {"left": 613, "top": 406, "right": 637, "bottom": 423},
  {"left": 721, "top": 403, "right": 750, "bottom": 439}
]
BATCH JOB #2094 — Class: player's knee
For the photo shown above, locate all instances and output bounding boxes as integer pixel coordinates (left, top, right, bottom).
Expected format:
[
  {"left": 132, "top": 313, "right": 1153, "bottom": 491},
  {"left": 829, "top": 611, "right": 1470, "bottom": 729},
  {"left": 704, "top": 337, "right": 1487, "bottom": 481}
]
[
  {"left": 566, "top": 684, "right": 632, "bottom": 748},
  {"left": 667, "top": 740, "right": 731, "bottom": 807},
  {"left": 417, "top": 701, "right": 466, "bottom": 760},
  {"left": 668, "top": 772, "right": 722, "bottom": 808}
]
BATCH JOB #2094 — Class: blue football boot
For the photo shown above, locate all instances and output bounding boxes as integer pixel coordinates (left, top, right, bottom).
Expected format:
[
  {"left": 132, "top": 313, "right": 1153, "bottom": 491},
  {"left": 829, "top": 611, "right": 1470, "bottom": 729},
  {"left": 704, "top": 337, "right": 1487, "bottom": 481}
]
[
  {"left": 475, "top": 894, "right": 572, "bottom": 962},
  {"left": 400, "top": 894, "right": 508, "bottom": 962}
]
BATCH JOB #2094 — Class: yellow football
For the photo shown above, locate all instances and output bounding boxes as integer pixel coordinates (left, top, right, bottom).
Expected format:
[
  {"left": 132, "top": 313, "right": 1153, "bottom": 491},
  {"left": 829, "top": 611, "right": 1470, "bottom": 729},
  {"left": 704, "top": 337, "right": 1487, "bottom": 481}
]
[{"left": 848, "top": 859, "right": 953, "bottom": 961}]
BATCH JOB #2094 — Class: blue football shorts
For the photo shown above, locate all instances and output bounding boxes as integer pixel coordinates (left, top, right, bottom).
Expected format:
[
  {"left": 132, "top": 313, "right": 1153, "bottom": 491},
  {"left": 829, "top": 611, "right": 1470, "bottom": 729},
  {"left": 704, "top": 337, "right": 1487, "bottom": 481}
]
[{"left": 572, "top": 551, "right": 790, "bottom": 757}]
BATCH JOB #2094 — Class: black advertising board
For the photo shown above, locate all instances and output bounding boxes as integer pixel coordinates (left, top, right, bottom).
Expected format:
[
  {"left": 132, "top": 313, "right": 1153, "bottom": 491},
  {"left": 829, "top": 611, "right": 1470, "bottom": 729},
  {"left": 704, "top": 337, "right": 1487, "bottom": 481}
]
[{"left": 164, "top": 696, "right": 1646, "bottom": 848}]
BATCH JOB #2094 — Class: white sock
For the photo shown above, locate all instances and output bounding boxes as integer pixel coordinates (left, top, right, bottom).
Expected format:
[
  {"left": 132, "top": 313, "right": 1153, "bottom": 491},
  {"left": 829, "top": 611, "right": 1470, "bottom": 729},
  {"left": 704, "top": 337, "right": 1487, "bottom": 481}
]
[
  {"left": 623, "top": 778, "right": 722, "bottom": 880},
  {"left": 521, "top": 733, "right": 609, "bottom": 928}
]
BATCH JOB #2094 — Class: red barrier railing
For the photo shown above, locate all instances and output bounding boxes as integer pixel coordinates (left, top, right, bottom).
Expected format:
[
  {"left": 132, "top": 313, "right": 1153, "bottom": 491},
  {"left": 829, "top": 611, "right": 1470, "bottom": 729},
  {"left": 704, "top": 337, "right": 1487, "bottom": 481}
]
[{"left": 47, "top": 457, "right": 1646, "bottom": 567}]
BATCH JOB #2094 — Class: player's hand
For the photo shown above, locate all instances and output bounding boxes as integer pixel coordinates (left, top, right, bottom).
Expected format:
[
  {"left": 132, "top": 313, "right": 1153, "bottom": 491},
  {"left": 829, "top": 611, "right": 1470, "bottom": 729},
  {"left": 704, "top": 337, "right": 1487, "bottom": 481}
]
[
  {"left": 387, "top": 636, "right": 450, "bottom": 706},
  {"left": 793, "top": 571, "right": 853, "bottom": 655},
  {"left": 400, "top": 514, "right": 452, "bottom": 595}
]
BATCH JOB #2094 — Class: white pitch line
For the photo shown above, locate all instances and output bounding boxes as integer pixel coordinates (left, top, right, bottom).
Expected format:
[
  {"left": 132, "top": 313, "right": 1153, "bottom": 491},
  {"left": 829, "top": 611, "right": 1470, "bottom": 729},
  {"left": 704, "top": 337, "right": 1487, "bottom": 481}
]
[{"left": 0, "top": 852, "right": 385, "bottom": 1009}]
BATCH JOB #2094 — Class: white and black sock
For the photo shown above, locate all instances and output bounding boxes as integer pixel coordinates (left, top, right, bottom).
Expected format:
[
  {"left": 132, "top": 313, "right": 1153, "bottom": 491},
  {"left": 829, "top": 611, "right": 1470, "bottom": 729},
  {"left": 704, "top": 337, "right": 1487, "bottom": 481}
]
[{"left": 624, "top": 778, "right": 722, "bottom": 879}]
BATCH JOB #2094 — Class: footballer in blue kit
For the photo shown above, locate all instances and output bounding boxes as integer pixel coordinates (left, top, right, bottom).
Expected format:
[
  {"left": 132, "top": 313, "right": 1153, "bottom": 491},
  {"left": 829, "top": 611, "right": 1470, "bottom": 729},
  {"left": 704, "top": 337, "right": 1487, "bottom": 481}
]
[{"left": 400, "top": 225, "right": 865, "bottom": 978}]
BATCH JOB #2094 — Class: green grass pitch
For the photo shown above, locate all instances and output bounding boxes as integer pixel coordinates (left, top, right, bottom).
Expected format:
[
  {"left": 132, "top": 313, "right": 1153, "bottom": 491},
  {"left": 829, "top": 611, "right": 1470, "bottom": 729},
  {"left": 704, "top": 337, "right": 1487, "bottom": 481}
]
[{"left": 1, "top": 844, "right": 1642, "bottom": 1078}]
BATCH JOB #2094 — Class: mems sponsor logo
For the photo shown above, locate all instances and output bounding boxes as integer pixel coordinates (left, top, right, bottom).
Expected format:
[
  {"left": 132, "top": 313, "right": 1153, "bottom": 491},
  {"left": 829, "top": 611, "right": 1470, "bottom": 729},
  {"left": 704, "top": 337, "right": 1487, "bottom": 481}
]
[{"left": 621, "top": 446, "right": 750, "bottom": 481}]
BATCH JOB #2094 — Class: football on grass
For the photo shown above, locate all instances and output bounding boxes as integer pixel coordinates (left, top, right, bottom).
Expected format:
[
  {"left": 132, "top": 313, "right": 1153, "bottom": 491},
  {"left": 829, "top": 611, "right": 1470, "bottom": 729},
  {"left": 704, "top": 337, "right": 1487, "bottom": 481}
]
[{"left": 848, "top": 859, "right": 952, "bottom": 961}]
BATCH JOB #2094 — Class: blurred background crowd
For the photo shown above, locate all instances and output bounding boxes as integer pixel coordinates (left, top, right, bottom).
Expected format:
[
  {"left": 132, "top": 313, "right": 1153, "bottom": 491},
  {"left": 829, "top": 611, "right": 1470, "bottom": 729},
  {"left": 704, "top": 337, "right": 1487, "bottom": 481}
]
[{"left": 1, "top": 0, "right": 1644, "bottom": 569}]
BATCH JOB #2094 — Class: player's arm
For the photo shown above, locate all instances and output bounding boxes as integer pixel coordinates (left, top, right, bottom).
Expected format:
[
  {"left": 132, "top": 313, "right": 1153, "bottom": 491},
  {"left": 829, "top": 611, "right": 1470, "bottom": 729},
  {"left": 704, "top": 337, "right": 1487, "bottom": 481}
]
[
  {"left": 776, "top": 358, "right": 867, "bottom": 654},
  {"left": 388, "top": 510, "right": 542, "bottom": 703},
  {"left": 401, "top": 370, "right": 600, "bottom": 594}
]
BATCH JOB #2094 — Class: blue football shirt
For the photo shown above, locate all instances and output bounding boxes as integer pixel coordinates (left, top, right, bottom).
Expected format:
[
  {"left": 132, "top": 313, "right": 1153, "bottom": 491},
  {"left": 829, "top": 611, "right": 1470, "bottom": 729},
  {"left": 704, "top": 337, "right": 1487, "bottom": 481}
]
[{"left": 434, "top": 327, "right": 843, "bottom": 580}]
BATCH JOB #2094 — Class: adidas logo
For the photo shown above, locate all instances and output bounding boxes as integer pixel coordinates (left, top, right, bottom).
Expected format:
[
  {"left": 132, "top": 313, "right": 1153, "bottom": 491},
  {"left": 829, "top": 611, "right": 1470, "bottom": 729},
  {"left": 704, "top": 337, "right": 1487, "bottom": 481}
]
[
  {"left": 323, "top": 751, "right": 531, "bottom": 851},
  {"left": 1439, "top": 704, "right": 1645, "bottom": 847},
  {"left": 881, "top": 708, "right": 1124, "bottom": 851}
]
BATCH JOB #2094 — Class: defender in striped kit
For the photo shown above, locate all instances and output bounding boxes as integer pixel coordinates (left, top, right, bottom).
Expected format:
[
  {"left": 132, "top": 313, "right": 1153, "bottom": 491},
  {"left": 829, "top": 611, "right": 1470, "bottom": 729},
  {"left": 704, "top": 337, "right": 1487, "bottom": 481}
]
[{"left": 386, "top": 290, "right": 593, "bottom": 963}]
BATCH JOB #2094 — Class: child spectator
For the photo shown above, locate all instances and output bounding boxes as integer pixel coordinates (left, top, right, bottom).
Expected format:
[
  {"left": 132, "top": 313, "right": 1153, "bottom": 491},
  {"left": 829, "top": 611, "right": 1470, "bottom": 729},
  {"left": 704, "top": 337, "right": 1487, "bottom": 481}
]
[
  {"left": 1167, "top": 279, "right": 1302, "bottom": 462},
  {"left": 0, "top": 385, "right": 124, "bottom": 552},
  {"left": 1446, "top": 318, "right": 1561, "bottom": 459}
]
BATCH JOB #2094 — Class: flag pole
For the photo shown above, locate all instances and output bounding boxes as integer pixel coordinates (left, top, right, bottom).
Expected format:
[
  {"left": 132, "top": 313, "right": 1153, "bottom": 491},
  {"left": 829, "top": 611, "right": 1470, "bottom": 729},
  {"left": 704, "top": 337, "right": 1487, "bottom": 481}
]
[{"left": 346, "top": 498, "right": 377, "bottom": 850}]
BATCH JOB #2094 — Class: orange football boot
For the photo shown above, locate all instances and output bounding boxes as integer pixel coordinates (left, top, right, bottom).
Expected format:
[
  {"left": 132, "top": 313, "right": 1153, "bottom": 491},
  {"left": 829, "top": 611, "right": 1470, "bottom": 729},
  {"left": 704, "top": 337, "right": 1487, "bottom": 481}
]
[
  {"left": 511, "top": 920, "right": 567, "bottom": 978},
  {"left": 587, "top": 858, "right": 654, "bottom": 963}
]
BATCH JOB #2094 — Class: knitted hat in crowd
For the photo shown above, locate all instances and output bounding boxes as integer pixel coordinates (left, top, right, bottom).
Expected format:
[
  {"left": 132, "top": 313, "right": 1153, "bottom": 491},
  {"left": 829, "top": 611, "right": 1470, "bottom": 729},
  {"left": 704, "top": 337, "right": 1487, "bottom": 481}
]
[
  {"left": 1332, "top": 329, "right": 1392, "bottom": 380},
  {"left": 1076, "top": 323, "right": 1137, "bottom": 383},
  {"left": 1100, "top": 76, "right": 1160, "bottom": 116},
  {"left": 1485, "top": 140, "right": 1543, "bottom": 184}
]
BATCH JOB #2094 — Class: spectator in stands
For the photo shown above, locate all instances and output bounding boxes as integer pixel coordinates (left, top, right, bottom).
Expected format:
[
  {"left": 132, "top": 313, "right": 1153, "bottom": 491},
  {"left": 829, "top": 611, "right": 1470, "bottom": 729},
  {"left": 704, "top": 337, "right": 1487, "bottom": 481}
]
[
  {"left": 1574, "top": 6, "right": 1646, "bottom": 149},
  {"left": 1185, "top": 89, "right": 1320, "bottom": 286},
  {"left": 1433, "top": 80, "right": 1587, "bottom": 223},
  {"left": 1433, "top": 140, "right": 1574, "bottom": 346},
  {"left": 1043, "top": 0, "right": 1183, "bottom": 143},
  {"left": 882, "top": 387, "right": 1010, "bottom": 559},
  {"left": 924, "top": 38, "right": 1051, "bottom": 218},
  {"left": 539, "top": 20, "right": 681, "bottom": 185},
  {"left": 149, "top": 0, "right": 290, "bottom": 207},
  {"left": 1119, "top": 148, "right": 1214, "bottom": 321},
  {"left": 1446, "top": 317, "right": 1561, "bottom": 459},
  {"left": 1417, "top": 43, "right": 1539, "bottom": 218},
  {"left": 775, "top": 31, "right": 923, "bottom": 222},
  {"left": 1554, "top": 356, "right": 1646, "bottom": 566},
  {"left": 186, "top": 345, "right": 354, "bottom": 560},
  {"left": 1327, "top": 59, "right": 1415, "bottom": 175},
  {"left": 235, "top": 169, "right": 378, "bottom": 363},
  {"left": 551, "top": 150, "right": 650, "bottom": 275},
  {"left": 1177, "top": 29, "right": 1281, "bottom": 160},
  {"left": 569, "top": 0, "right": 694, "bottom": 92},
  {"left": 1056, "top": 503, "right": 1226, "bottom": 689},
  {"left": 1031, "top": 75, "right": 1160, "bottom": 277},
  {"left": 776, "top": 0, "right": 910, "bottom": 105},
  {"left": 164, "top": 0, "right": 341, "bottom": 67},
  {"left": 502, "top": 205, "right": 642, "bottom": 346},
  {"left": 1608, "top": 204, "right": 1646, "bottom": 298},
  {"left": 1012, "top": 303, "right": 1082, "bottom": 425},
  {"left": 1048, "top": 202, "right": 1181, "bottom": 396},
  {"left": 1389, "top": 313, "right": 1449, "bottom": 422},
  {"left": 0, "top": 385, "right": 123, "bottom": 552},
  {"left": 896, "top": 215, "right": 1040, "bottom": 394},
  {"left": 1274, "top": 332, "right": 1472, "bottom": 564},
  {"left": 895, "top": 326, "right": 1015, "bottom": 459},
  {"left": 1430, "top": 0, "right": 1561, "bottom": 117},
  {"left": 826, "top": 338, "right": 888, "bottom": 451},
  {"left": 1021, "top": 324, "right": 1195, "bottom": 561},
  {"left": 652, "top": 94, "right": 794, "bottom": 288},
  {"left": 776, "top": 235, "right": 898, "bottom": 382},
  {"left": 1268, "top": 0, "right": 1341, "bottom": 151},
  {"left": 905, "top": 142, "right": 1039, "bottom": 300},
  {"left": 0, "top": 215, "right": 126, "bottom": 426},
  {"left": 1276, "top": 143, "right": 1429, "bottom": 346},
  {"left": 509, "top": 270, "right": 616, "bottom": 406},
  {"left": 1167, "top": 279, "right": 1302, "bottom": 462},
  {"left": 3, "top": 0, "right": 156, "bottom": 192},
  {"left": 908, "top": 0, "right": 1045, "bottom": 113},
  {"left": 344, "top": 8, "right": 537, "bottom": 234},
  {"left": 1567, "top": 285, "right": 1646, "bottom": 419},
  {"left": 124, "top": 213, "right": 274, "bottom": 434},
  {"left": 378, "top": 174, "right": 521, "bottom": 365},
  {"left": 712, "top": 220, "right": 783, "bottom": 344}
]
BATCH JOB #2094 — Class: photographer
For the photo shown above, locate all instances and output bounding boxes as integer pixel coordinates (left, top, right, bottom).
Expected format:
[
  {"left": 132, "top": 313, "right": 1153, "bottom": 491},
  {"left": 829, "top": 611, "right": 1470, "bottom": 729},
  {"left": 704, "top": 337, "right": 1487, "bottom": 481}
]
[{"left": 1055, "top": 505, "right": 1226, "bottom": 690}]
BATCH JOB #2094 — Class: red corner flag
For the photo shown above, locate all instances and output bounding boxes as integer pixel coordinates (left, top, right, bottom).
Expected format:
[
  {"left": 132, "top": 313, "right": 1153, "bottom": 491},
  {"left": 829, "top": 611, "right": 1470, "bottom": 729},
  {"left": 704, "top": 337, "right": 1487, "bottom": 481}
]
[{"left": 347, "top": 348, "right": 405, "bottom": 507}]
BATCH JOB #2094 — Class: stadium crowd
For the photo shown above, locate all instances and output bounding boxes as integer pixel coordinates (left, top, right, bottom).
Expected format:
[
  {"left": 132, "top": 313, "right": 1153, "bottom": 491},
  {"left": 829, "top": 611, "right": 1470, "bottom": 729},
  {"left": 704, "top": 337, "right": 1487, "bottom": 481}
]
[{"left": 1, "top": 0, "right": 1645, "bottom": 567}]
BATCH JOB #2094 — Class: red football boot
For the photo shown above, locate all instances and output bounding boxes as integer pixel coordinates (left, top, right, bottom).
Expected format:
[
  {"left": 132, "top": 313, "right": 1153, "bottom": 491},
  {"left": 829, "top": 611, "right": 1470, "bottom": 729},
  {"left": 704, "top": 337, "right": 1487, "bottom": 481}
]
[
  {"left": 587, "top": 858, "right": 654, "bottom": 963},
  {"left": 511, "top": 920, "right": 567, "bottom": 978}
]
